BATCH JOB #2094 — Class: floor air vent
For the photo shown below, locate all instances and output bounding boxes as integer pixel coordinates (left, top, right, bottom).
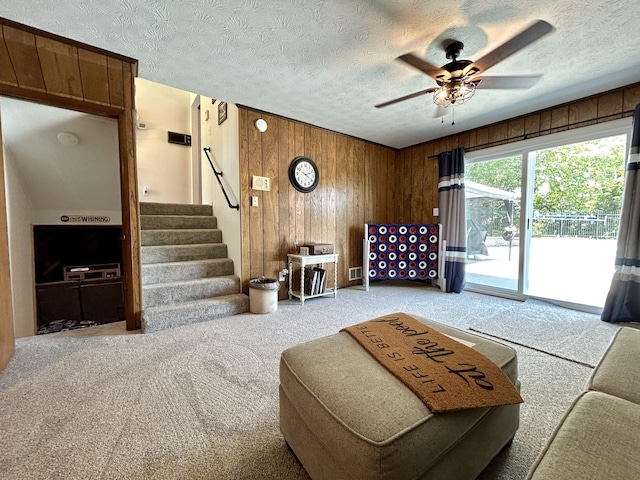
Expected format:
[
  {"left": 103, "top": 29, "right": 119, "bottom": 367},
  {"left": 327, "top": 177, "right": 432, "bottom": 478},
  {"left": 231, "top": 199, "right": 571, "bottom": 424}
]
[{"left": 349, "top": 266, "right": 363, "bottom": 281}]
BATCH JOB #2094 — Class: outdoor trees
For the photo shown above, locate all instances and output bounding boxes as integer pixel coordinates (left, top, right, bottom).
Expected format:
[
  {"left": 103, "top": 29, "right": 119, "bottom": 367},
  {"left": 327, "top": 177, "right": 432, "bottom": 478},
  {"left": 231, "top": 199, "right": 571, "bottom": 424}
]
[
  {"left": 533, "top": 138, "right": 625, "bottom": 214},
  {"left": 466, "top": 135, "right": 627, "bottom": 238}
]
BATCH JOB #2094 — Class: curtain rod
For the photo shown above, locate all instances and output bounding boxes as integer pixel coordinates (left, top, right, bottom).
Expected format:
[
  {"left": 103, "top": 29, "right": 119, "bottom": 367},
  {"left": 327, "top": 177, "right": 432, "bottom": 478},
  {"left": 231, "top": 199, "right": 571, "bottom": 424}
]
[{"left": 426, "top": 109, "right": 635, "bottom": 159}]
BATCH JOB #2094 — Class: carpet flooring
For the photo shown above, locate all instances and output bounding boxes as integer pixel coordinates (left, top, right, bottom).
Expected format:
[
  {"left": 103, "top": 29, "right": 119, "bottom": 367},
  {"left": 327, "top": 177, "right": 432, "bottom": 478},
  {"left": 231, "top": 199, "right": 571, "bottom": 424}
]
[{"left": 0, "top": 281, "right": 622, "bottom": 479}]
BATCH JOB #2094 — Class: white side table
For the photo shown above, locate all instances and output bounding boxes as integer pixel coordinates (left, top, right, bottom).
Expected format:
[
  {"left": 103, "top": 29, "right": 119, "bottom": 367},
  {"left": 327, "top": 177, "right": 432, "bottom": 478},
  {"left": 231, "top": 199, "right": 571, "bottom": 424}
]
[{"left": 287, "top": 253, "right": 339, "bottom": 304}]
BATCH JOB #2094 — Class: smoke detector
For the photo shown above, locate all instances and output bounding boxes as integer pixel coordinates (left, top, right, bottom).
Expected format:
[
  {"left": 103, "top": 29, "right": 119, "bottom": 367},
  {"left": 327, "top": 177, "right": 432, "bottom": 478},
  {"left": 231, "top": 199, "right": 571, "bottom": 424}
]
[{"left": 255, "top": 119, "right": 268, "bottom": 132}]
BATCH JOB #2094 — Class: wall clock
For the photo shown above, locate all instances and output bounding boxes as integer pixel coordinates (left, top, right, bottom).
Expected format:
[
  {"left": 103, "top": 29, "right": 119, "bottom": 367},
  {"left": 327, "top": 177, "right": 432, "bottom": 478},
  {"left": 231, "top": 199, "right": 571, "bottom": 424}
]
[{"left": 289, "top": 156, "right": 319, "bottom": 193}]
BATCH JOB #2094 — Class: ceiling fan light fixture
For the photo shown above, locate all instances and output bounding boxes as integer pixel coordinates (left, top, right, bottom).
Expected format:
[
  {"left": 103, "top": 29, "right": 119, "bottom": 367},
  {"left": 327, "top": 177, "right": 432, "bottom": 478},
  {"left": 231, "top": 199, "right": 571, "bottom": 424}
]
[
  {"left": 57, "top": 131, "right": 79, "bottom": 146},
  {"left": 433, "top": 81, "right": 477, "bottom": 108}
]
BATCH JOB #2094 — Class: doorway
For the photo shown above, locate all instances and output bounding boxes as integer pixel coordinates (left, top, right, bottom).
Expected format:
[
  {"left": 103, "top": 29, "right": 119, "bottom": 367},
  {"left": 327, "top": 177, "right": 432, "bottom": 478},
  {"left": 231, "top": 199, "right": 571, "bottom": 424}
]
[
  {"left": 1, "top": 97, "right": 124, "bottom": 337},
  {"left": 465, "top": 119, "right": 631, "bottom": 311}
]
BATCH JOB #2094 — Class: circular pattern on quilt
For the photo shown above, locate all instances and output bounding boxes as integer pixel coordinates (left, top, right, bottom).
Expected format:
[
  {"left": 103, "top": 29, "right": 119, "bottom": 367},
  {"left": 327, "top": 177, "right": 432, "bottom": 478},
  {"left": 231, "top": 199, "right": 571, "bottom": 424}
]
[{"left": 367, "top": 224, "right": 440, "bottom": 282}]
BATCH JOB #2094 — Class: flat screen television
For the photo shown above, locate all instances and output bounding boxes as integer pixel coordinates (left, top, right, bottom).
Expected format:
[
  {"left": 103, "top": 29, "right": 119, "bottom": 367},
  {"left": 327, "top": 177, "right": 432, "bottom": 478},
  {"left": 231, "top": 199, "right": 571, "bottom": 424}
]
[{"left": 33, "top": 225, "right": 123, "bottom": 284}]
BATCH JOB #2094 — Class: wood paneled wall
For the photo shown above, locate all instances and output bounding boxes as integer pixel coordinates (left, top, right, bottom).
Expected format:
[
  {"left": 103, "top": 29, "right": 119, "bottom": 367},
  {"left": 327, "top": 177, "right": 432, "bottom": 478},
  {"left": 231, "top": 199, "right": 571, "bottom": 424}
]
[
  {"left": 239, "top": 108, "right": 396, "bottom": 296},
  {"left": 0, "top": 18, "right": 134, "bottom": 116},
  {"left": 239, "top": 83, "right": 640, "bottom": 299},
  {"left": 0, "top": 18, "right": 141, "bottom": 356},
  {"left": 397, "top": 82, "right": 640, "bottom": 222}
]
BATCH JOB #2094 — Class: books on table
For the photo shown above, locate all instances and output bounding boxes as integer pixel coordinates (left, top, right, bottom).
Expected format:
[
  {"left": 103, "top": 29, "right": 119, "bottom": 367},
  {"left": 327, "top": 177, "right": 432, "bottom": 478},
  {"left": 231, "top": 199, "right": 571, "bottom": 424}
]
[{"left": 303, "top": 267, "right": 327, "bottom": 295}]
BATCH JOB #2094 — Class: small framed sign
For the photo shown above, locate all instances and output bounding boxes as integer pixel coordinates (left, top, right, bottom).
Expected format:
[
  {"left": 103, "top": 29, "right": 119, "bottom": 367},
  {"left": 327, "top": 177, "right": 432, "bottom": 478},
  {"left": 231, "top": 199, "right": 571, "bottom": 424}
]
[{"left": 218, "top": 101, "right": 227, "bottom": 125}]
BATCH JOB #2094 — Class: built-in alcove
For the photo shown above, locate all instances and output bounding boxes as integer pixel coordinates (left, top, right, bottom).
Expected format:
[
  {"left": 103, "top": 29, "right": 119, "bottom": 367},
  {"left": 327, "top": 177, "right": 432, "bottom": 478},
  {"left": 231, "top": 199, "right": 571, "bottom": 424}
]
[{"left": 33, "top": 225, "right": 125, "bottom": 334}]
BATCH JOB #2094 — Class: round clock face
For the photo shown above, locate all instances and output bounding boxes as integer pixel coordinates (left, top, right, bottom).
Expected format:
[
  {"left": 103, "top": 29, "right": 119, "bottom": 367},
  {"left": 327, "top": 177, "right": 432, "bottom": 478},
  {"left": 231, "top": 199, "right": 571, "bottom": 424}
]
[{"left": 289, "top": 156, "right": 319, "bottom": 193}]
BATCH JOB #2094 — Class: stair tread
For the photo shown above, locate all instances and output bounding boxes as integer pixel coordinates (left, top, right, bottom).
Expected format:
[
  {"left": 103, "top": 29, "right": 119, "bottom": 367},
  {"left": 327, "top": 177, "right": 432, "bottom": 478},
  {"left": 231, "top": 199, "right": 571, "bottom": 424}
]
[
  {"left": 139, "top": 202, "right": 213, "bottom": 216},
  {"left": 140, "top": 213, "right": 217, "bottom": 218},
  {"left": 143, "top": 275, "right": 238, "bottom": 289},
  {"left": 141, "top": 228, "right": 221, "bottom": 232},
  {"left": 142, "top": 293, "right": 248, "bottom": 312},
  {"left": 142, "top": 258, "right": 231, "bottom": 267}
]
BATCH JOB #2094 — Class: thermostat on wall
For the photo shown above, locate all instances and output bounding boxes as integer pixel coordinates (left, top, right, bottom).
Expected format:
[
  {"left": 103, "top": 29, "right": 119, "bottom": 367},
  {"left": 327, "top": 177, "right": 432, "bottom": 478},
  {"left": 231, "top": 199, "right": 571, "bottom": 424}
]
[
  {"left": 168, "top": 131, "right": 191, "bottom": 146},
  {"left": 252, "top": 175, "right": 271, "bottom": 191}
]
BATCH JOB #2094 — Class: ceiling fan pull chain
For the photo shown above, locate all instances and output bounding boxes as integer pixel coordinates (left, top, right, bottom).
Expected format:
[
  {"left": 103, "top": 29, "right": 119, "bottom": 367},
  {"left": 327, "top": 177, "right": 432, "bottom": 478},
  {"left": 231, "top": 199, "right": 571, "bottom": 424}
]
[{"left": 451, "top": 106, "right": 456, "bottom": 126}]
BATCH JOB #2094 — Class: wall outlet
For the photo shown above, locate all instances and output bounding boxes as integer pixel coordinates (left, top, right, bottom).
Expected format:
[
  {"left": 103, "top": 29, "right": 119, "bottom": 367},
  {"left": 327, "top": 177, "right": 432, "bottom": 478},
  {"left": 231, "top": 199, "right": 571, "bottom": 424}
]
[
  {"left": 279, "top": 269, "right": 288, "bottom": 281},
  {"left": 433, "top": 207, "right": 439, "bottom": 217}
]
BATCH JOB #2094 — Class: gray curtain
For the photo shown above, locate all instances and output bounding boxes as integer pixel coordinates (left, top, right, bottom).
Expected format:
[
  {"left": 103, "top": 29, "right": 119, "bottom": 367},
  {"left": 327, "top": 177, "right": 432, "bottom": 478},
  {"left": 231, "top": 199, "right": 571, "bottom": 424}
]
[
  {"left": 438, "top": 147, "right": 466, "bottom": 293},
  {"left": 602, "top": 104, "right": 640, "bottom": 323}
]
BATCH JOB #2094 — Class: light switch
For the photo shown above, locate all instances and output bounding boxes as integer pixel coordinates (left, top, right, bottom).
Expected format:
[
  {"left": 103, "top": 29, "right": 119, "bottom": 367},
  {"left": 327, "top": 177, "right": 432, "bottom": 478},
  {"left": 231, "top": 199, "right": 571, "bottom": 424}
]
[
  {"left": 251, "top": 196, "right": 259, "bottom": 207},
  {"left": 433, "top": 207, "right": 439, "bottom": 217}
]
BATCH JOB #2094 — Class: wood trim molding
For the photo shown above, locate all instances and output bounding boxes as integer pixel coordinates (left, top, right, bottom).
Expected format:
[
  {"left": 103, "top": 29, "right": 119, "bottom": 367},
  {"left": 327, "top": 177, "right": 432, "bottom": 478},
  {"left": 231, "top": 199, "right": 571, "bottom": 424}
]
[
  {"left": 0, "top": 111, "right": 15, "bottom": 371},
  {"left": 118, "top": 63, "right": 142, "bottom": 330}
]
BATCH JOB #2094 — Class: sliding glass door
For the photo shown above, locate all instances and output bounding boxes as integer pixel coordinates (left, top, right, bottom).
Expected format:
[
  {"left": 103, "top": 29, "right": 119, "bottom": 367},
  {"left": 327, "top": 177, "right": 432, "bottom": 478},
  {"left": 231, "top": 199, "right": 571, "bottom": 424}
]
[
  {"left": 525, "top": 135, "right": 626, "bottom": 307},
  {"left": 465, "top": 155, "right": 522, "bottom": 294},
  {"left": 464, "top": 120, "right": 630, "bottom": 310}
]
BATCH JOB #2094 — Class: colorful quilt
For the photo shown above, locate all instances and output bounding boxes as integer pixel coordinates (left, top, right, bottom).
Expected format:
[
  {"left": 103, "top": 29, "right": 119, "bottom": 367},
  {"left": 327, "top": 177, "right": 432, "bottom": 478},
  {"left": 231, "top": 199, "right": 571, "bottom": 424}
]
[{"left": 367, "top": 224, "right": 440, "bottom": 281}]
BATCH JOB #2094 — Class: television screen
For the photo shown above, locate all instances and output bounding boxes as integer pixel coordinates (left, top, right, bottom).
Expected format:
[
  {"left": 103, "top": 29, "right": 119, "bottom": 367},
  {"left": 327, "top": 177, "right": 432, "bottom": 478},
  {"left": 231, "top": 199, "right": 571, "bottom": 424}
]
[{"left": 33, "top": 225, "right": 123, "bottom": 284}]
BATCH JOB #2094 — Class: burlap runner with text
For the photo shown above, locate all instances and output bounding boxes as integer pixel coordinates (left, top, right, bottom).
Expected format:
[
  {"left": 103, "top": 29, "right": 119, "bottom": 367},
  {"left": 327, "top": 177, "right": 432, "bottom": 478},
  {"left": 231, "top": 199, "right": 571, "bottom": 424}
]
[{"left": 341, "top": 312, "right": 523, "bottom": 413}]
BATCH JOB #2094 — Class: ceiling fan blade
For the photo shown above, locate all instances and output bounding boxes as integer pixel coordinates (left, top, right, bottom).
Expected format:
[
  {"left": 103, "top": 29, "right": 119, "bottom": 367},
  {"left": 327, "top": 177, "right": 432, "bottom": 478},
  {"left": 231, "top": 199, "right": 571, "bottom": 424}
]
[
  {"left": 375, "top": 87, "right": 438, "bottom": 108},
  {"left": 397, "top": 53, "right": 448, "bottom": 82},
  {"left": 471, "top": 75, "right": 542, "bottom": 89},
  {"left": 471, "top": 20, "right": 554, "bottom": 74}
]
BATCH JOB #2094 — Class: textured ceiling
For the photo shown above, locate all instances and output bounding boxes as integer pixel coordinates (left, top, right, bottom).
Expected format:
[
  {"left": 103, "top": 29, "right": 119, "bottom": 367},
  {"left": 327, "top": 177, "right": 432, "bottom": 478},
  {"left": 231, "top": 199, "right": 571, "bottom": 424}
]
[{"left": 1, "top": 0, "right": 639, "bottom": 148}]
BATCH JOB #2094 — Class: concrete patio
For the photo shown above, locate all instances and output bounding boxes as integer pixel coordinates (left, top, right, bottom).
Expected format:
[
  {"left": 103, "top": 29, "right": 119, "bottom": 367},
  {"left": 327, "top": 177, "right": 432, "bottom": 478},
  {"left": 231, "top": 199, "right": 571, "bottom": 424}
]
[{"left": 466, "top": 237, "right": 617, "bottom": 309}]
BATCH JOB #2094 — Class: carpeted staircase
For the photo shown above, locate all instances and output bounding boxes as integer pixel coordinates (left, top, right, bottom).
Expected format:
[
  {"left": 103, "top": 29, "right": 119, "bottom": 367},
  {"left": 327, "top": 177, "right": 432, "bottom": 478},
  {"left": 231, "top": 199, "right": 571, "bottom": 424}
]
[{"left": 140, "top": 202, "right": 249, "bottom": 333}]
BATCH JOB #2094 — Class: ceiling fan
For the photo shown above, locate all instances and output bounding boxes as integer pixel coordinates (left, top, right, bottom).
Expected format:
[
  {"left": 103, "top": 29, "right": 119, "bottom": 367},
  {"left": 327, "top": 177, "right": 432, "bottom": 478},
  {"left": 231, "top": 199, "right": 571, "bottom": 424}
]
[{"left": 375, "top": 20, "right": 554, "bottom": 110}]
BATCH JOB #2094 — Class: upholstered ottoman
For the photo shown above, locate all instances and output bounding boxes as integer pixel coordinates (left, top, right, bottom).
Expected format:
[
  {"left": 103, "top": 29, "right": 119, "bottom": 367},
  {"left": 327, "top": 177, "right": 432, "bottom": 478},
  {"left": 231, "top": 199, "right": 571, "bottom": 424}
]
[{"left": 279, "top": 315, "right": 520, "bottom": 480}]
